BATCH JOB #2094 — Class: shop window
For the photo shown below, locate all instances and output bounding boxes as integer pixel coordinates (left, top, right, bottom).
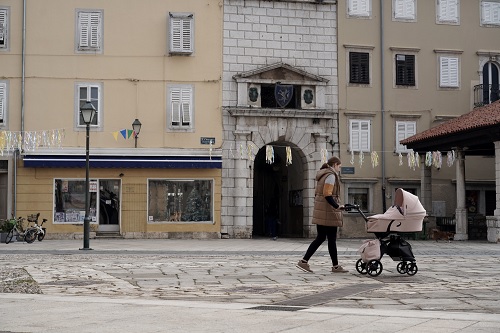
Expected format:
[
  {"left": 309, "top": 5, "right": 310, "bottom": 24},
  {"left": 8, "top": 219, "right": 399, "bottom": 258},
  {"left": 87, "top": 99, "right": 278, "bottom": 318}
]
[
  {"left": 54, "top": 179, "right": 97, "bottom": 223},
  {"left": 148, "top": 179, "right": 213, "bottom": 223}
]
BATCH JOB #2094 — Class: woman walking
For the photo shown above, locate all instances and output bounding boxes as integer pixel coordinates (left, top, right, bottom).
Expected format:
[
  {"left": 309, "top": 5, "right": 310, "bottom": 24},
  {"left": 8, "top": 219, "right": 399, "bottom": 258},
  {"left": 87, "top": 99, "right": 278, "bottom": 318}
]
[{"left": 296, "top": 156, "right": 348, "bottom": 273}]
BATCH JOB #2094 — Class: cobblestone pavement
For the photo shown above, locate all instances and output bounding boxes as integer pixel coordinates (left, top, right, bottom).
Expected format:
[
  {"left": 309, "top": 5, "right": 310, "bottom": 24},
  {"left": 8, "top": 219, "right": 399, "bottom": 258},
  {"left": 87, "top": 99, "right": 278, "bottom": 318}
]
[{"left": 1, "top": 239, "right": 500, "bottom": 332}]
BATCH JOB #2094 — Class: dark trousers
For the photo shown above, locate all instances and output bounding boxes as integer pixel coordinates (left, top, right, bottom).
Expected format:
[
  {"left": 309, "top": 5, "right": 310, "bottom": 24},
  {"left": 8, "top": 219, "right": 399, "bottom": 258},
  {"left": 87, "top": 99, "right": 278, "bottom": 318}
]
[{"left": 303, "top": 224, "right": 339, "bottom": 266}]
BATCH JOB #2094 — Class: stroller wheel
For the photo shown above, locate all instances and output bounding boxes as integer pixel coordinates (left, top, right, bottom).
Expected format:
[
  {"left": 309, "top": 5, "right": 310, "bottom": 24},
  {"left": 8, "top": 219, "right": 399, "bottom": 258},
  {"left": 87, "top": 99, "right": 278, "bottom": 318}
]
[
  {"left": 406, "top": 262, "right": 418, "bottom": 276},
  {"left": 355, "top": 259, "right": 368, "bottom": 275},
  {"left": 367, "top": 260, "right": 383, "bottom": 277},
  {"left": 397, "top": 262, "right": 407, "bottom": 274}
]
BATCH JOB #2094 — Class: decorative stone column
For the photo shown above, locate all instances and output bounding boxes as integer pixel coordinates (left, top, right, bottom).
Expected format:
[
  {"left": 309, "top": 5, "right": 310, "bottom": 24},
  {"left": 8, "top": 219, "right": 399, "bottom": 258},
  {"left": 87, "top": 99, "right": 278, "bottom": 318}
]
[
  {"left": 454, "top": 149, "right": 468, "bottom": 240},
  {"left": 487, "top": 141, "right": 500, "bottom": 242},
  {"left": 232, "top": 130, "right": 252, "bottom": 238}
]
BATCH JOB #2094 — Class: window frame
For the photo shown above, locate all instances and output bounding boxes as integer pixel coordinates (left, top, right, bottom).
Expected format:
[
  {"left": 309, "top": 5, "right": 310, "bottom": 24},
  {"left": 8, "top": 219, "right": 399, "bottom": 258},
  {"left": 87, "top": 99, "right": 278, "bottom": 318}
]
[
  {"left": 343, "top": 180, "right": 376, "bottom": 213},
  {"left": 393, "top": 0, "right": 417, "bottom": 22},
  {"left": 167, "top": 85, "right": 194, "bottom": 132},
  {"left": 0, "top": 81, "right": 7, "bottom": 127},
  {"left": 395, "top": 120, "right": 416, "bottom": 153},
  {"left": 394, "top": 53, "right": 417, "bottom": 87},
  {"left": 349, "top": 119, "right": 371, "bottom": 152},
  {"left": 147, "top": 178, "right": 214, "bottom": 224},
  {"left": 349, "top": 51, "right": 370, "bottom": 85},
  {"left": 348, "top": 0, "right": 371, "bottom": 18},
  {"left": 53, "top": 178, "right": 98, "bottom": 224},
  {"left": 481, "top": 0, "right": 500, "bottom": 26},
  {"left": 439, "top": 55, "right": 460, "bottom": 88},
  {"left": 76, "top": 9, "right": 103, "bottom": 53},
  {"left": 0, "top": 7, "right": 9, "bottom": 51},
  {"left": 436, "top": 0, "right": 460, "bottom": 25},
  {"left": 169, "top": 12, "right": 194, "bottom": 55},
  {"left": 75, "top": 82, "right": 102, "bottom": 129}
]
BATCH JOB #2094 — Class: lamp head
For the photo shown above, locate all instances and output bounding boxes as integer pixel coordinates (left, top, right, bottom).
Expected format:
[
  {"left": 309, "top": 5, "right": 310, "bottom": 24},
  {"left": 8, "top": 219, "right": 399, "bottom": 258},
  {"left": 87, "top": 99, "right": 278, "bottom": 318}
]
[
  {"left": 132, "top": 118, "right": 142, "bottom": 136},
  {"left": 80, "top": 101, "right": 96, "bottom": 125}
]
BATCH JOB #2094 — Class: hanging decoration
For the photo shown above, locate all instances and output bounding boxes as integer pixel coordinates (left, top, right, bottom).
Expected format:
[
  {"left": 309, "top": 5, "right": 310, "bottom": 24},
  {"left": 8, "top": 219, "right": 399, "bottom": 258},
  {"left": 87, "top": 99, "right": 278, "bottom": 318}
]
[
  {"left": 433, "top": 151, "right": 442, "bottom": 169},
  {"left": 371, "top": 151, "right": 379, "bottom": 168},
  {"left": 265, "top": 145, "right": 274, "bottom": 164},
  {"left": 286, "top": 146, "right": 292, "bottom": 166},
  {"left": 398, "top": 152, "right": 403, "bottom": 166},
  {"left": 229, "top": 143, "right": 235, "bottom": 158},
  {"left": 350, "top": 151, "right": 355, "bottom": 165},
  {"left": 240, "top": 144, "right": 245, "bottom": 159},
  {"left": 425, "top": 152, "right": 433, "bottom": 166},
  {"left": 321, "top": 148, "right": 328, "bottom": 164},
  {"left": 359, "top": 151, "right": 365, "bottom": 167},
  {"left": 0, "top": 129, "right": 65, "bottom": 153},
  {"left": 446, "top": 150, "right": 456, "bottom": 167},
  {"left": 209, "top": 142, "right": 213, "bottom": 160},
  {"left": 407, "top": 152, "right": 416, "bottom": 170},
  {"left": 415, "top": 152, "right": 420, "bottom": 168}
]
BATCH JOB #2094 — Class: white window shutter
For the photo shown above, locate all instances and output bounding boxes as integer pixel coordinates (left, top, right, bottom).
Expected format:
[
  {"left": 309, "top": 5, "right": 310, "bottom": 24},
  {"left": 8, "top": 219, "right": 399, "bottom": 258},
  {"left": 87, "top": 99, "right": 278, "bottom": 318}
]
[
  {"left": 0, "top": 83, "right": 5, "bottom": 122},
  {"left": 440, "top": 57, "right": 459, "bottom": 87},
  {"left": 438, "top": 0, "right": 458, "bottom": 22},
  {"left": 171, "top": 89, "right": 181, "bottom": 123},
  {"left": 349, "top": 0, "right": 369, "bottom": 16},
  {"left": 0, "top": 9, "right": 6, "bottom": 44},
  {"left": 181, "top": 88, "right": 191, "bottom": 124},
  {"left": 396, "top": 121, "right": 416, "bottom": 152},
  {"left": 170, "top": 15, "right": 193, "bottom": 53},
  {"left": 89, "top": 13, "right": 101, "bottom": 48},
  {"left": 395, "top": 0, "right": 415, "bottom": 19},
  {"left": 483, "top": 2, "right": 500, "bottom": 24},
  {"left": 350, "top": 119, "right": 370, "bottom": 152},
  {"left": 79, "top": 13, "right": 90, "bottom": 47}
]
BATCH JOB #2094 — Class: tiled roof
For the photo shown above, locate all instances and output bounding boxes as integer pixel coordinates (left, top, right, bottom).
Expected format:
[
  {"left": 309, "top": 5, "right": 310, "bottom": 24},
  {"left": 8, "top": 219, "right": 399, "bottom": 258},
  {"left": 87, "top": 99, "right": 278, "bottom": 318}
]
[{"left": 401, "top": 99, "right": 500, "bottom": 145}]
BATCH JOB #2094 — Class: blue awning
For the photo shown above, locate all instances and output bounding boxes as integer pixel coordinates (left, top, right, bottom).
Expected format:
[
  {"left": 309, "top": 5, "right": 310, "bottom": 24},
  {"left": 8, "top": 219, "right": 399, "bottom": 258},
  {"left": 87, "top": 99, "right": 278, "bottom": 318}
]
[{"left": 23, "top": 154, "right": 222, "bottom": 169}]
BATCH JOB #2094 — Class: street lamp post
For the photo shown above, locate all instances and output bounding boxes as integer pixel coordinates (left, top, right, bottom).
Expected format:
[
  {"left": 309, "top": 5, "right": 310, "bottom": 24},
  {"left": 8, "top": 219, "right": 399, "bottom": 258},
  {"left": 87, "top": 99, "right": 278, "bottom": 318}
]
[
  {"left": 80, "top": 101, "right": 96, "bottom": 251},
  {"left": 132, "top": 118, "right": 142, "bottom": 148}
]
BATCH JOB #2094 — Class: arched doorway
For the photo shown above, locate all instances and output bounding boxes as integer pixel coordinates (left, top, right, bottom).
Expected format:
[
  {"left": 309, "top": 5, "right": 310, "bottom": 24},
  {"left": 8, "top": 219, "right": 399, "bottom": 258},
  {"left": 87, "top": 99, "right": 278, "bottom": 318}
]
[
  {"left": 482, "top": 61, "right": 499, "bottom": 105},
  {"left": 252, "top": 142, "right": 304, "bottom": 238}
]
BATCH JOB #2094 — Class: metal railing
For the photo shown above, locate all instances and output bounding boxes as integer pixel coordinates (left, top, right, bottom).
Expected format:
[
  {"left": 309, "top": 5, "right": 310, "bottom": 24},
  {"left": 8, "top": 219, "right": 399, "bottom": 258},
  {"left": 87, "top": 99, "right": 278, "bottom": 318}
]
[{"left": 474, "top": 83, "right": 500, "bottom": 107}]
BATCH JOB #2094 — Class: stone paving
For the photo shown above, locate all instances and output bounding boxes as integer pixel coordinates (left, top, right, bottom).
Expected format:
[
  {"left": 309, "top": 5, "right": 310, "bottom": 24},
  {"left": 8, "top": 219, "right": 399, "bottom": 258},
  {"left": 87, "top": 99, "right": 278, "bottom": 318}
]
[{"left": 1, "top": 238, "right": 500, "bottom": 332}]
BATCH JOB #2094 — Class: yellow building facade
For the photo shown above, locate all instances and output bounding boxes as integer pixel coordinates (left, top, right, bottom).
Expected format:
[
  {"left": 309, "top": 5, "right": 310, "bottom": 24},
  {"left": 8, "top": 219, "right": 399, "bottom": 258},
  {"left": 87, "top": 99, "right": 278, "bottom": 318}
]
[{"left": 0, "top": 0, "right": 223, "bottom": 238}]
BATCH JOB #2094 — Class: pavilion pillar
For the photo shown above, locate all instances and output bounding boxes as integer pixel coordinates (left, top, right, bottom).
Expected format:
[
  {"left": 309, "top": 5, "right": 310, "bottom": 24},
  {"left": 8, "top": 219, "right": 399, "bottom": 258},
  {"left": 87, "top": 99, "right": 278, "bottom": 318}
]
[
  {"left": 486, "top": 141, "right": 500, "bottom": 242},
  {"left": 454, "top": 149, "right": 468, "bottom": 240}
]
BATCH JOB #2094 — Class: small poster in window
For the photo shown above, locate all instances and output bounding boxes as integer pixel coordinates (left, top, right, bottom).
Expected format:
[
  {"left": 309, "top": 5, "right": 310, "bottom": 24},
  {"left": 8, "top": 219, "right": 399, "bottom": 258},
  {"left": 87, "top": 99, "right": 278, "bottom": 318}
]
[
  {"left": 90, "top": 181, "right": 98, "bottom": 193},
  {"left": 54, "top": 212, "right": 65, "bottom": 222}
]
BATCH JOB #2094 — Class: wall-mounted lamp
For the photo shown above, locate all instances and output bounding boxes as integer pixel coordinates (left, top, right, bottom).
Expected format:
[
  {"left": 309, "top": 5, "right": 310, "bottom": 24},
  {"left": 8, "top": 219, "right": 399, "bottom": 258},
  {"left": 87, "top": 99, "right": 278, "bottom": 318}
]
[{"left": 132, "top": 118, "right": 142, "bottom": 148}]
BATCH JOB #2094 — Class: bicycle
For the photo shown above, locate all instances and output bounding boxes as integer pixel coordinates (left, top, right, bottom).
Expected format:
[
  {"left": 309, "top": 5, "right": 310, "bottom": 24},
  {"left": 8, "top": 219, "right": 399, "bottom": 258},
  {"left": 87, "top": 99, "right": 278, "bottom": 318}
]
[
  {"left": 27, "top": 213, "right": 47, "bottom": 241},
  {"left": 4, "top": 217, "right": 37, "bottom": 244}
]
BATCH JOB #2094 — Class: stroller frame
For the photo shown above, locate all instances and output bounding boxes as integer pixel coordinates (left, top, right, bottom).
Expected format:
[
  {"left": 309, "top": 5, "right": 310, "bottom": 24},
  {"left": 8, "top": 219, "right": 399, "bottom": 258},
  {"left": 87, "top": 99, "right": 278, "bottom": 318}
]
[{"left": 345, "top": 203, "right": 419, "bottom": 277}]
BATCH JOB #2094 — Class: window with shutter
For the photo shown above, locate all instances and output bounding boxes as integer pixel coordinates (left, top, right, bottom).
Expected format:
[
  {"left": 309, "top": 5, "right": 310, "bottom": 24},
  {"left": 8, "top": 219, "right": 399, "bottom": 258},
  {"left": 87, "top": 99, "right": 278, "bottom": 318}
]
[
  {"left": 78, "top": 11, "right": 102, "bottom": 51},
  {"left": 0, "top": 82, "right": 6, "bottom": 124},
  {"left": 394, "top": 0, "right": 416, "bottom": 20},
  {"left": 482, "top": 1, "right": 500, "bottom": 25},
  {"left": 440, "top": 56, "right": 459, "bottom": 88},
  {"left": 169, "top": 86, "right": 193, "bottom": 129},
  {"left": 77, "top": 83, "right": 100, "bottom": 127},
  {"left": 349, "top": 119, "right": 370, "bottom": 152},
  {"left": 349, "top": 52, "right": 370, "bottom": 84},
  {"left": 0, "top": 9, "right": 6, "bottom": 48},
  {"left": 437, "top": 0, "right": 459, "bottom": 23},
  {"left": 396, "top": 121, "right": 416, "bottom": 153},
  {"left": 169, "top": 14, "right": 193, "bottom": 54},
  {"left": 395, "top": 54, "right": 416, "bottom": 86},
  {"left": 349, "top": 0, "right": 370, "bottom": 17}
]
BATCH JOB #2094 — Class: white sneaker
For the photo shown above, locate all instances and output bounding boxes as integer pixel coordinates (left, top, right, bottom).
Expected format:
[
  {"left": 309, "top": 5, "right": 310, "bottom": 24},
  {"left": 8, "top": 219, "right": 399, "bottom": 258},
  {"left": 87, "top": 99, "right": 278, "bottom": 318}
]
[{"left": 332, "top": 265, "right": 349, "bottom": 273}]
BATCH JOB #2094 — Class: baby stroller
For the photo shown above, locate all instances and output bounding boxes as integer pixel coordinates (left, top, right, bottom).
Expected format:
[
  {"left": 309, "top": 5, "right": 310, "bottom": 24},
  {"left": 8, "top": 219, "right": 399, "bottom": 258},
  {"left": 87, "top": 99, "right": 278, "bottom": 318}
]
[{"left": 344, "top": 188, "right": 426, "bottom": 277}]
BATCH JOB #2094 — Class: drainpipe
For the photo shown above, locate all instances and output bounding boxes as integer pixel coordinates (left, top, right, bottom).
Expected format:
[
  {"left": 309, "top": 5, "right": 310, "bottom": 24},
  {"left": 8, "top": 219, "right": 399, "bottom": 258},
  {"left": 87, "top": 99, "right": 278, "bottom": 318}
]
[
  {"left": 14, "top": 0, "right": 27, "bottom": 215},
  {"left": 380, "top": 0, "right": 386, "bottom": 212}
]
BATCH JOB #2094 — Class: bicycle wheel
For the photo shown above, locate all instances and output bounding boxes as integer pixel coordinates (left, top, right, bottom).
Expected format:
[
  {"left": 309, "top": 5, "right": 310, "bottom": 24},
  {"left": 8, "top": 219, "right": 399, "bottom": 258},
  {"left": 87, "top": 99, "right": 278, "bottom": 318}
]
[
  {"left": 24, "top": 229, "right": 37, "bottom": 244},
  {"left": 37, "top": 232, "right": 45, "bottom": 241},
  {"left": 5, "top": 229, "right": 14, "bottom": 244}
]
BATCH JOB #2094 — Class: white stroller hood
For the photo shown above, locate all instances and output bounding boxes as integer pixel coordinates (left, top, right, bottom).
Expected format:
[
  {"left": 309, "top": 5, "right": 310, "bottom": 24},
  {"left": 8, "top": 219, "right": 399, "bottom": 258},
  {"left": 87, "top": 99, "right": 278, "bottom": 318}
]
[{"left": 366, "top": 188, "right": 426, "bottom": 233}]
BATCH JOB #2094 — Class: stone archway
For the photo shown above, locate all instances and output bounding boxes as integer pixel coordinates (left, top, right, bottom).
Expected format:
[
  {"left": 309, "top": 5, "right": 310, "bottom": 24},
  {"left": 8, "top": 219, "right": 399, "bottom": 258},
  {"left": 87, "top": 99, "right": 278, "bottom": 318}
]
[{"left": 252, "top": 142, "right": 305, "bottom": 238}]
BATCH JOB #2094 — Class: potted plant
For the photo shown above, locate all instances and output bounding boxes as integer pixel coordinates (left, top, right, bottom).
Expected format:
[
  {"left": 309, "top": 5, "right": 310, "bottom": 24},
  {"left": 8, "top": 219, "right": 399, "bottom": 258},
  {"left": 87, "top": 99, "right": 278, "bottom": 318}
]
[{"left": 0, "top": 219, "right": 14, "bottom": 243}]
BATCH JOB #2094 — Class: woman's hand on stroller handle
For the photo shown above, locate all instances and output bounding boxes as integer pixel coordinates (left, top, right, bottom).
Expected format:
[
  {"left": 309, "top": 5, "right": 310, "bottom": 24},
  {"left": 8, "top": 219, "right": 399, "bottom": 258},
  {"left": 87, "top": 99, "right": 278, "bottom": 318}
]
[{"left": 343, "top": 203, "right": 359, "bottom": 212}]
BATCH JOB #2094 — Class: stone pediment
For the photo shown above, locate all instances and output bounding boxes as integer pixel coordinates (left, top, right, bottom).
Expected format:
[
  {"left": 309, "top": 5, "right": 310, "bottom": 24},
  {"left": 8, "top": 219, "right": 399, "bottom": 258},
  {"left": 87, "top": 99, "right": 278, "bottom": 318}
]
[{"left": 233, "top": 62, "right": 329, "bottom": 85}]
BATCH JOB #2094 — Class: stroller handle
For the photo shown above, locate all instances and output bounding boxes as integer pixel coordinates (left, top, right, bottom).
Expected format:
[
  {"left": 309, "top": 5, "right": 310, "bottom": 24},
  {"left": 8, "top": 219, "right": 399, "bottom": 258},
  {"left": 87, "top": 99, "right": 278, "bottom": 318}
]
[{"left": 343, "top": 203, "right": 368, "bottom": 221}]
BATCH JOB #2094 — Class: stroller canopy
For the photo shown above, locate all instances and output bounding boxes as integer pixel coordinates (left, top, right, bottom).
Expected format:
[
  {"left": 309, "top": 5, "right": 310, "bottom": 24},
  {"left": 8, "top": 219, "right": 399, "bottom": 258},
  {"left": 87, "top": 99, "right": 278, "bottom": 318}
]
[{"left": 370, "top": 188, "right": 426, "bottom": 220}]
